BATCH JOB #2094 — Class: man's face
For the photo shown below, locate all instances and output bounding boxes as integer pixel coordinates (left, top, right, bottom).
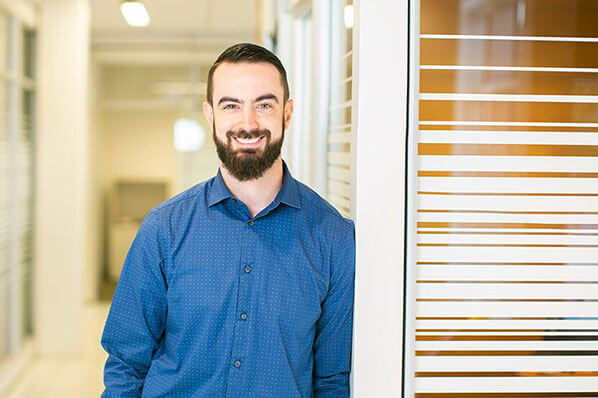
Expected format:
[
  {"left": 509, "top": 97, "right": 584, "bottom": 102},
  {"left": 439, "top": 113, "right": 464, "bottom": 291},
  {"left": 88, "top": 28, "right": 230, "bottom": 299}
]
[{"left": 203, "top": 62, "right": 293, "bottom": 181}]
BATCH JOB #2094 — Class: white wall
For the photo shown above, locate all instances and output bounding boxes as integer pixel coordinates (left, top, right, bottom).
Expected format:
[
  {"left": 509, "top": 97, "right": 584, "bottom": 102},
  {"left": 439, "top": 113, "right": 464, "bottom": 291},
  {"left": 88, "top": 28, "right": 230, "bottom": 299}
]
[
  {"left": 85, "top": 57, "right": 101, "bottom": 302},
  {"left": 35, "top": 0, "right": 90, "bottom": 355}
]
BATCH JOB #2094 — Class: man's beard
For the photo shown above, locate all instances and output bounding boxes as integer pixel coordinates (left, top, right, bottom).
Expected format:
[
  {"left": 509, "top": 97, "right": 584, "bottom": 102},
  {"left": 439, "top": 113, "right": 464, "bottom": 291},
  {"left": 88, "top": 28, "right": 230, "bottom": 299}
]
[{"left": 213, "top": 119, "right": 285, "bottom": 181}]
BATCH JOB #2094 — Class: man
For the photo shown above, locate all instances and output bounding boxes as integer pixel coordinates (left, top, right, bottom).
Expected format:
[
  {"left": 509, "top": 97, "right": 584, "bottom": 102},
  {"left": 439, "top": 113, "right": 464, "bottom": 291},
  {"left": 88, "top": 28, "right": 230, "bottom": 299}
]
[{"left": 101, "top": 43, "right": 355, "bottom": 398}]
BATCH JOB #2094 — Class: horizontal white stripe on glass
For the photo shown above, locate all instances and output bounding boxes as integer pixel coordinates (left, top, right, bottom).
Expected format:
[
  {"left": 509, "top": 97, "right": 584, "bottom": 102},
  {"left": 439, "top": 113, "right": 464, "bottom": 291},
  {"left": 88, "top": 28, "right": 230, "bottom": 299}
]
[
  {"left": 341, "top": 50, "right": 353, "bottom": 60},
  {"left": 418, "top": 156, "right": 598, "bottom": 173},
  {"left": 328, "top": 123, "right": 352, "bottom": 131},
  {"left": 328, "top": 132, "right": 351, "bottom": 143},
  {"left": 420, "top": 93, "right": 598, "bottom": 103},
  {"left": 417, "top": 212, "right": 598, "bottom": 225},
  {"left": 420, "top": 65, "right": 598, "bottom": 73},
  {"left": 417, "top": 266, "right": 598, "bottom": 282},
  {"left": 417, "top": 286, "right": 598, "bottom": 301},
  {"left": 328, "top": 152, "right": 351, "bottom": 166},
  {"left": 416, "top": 319, "right": 598, "bottom": 331},
  {"left": 329, "top": 100, "right": 352, "bottom": 111},
  {"left": 416, "top": 247, "right": 597, "bottom": 264},
  {"left": 328, "top": 166, "right": 352, "bottom": 182},
  {"left": 418, "top": 178, "right": 598, "bottom": 193},
  {"left": 420, "top": 34, "right": 598, "bottom": 42},
  {"left": 328, "top": 180, "right": 351, "bottom": 197},
  {"left": 419, "top": 121, "right": 598, "bottom": 127},
  {"left": 328, "top": 194, "right": 351, "bottom": 209},
  {"left": 415, "top": 377, "right": 598, "bottom": 392},
  {"left": 415, "top": 340, "right": 598, "bottom": 351},
  {"left": 418, "top": 234, "right": 598, "bottom": 246},
  {"left": 418, "top": 131, "right": 598, "bottom": 145},
  {"left": 334, "top": 76, "right": 353, "bottom": 87},
  {"left": 415, "top": 356, "right": 598, "bottom": 372},
  {"left": 416, "top": 301, "right": 598, "bottom": 317}
]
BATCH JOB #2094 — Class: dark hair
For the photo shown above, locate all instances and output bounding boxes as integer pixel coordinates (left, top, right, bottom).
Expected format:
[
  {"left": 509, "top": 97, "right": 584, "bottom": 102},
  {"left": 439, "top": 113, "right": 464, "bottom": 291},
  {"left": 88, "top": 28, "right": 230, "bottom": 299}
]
[{"left": 206, "top": 43, "right": 290, "bottom": 105}]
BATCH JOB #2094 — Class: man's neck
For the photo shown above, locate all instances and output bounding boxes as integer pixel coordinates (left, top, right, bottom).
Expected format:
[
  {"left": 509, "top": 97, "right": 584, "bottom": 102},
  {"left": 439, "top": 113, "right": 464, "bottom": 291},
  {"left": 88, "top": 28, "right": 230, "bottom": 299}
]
[{"left": 220, "top": 158, "right": 284, "bottom": 217}]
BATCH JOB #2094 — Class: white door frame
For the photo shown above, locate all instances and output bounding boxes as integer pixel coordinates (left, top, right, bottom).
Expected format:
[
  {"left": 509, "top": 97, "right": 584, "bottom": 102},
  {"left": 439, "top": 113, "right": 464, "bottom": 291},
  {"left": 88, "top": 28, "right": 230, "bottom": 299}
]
[{"left": 351, "top": 0, "right": 412, "bottom": 396}]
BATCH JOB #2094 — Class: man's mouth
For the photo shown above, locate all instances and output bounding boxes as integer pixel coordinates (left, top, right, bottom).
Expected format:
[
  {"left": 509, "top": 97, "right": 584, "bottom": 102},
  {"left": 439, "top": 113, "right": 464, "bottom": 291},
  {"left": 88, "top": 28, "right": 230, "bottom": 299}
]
[{"left": 233, "top": 136, "right": 264, "bottom": 145}]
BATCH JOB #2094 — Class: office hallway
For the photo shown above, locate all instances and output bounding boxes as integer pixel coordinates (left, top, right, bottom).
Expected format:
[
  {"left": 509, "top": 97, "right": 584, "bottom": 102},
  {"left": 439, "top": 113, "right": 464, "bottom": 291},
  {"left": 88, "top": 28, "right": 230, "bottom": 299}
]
[{"left": 5, "top": 303, "right": 109, "bottom": 397}]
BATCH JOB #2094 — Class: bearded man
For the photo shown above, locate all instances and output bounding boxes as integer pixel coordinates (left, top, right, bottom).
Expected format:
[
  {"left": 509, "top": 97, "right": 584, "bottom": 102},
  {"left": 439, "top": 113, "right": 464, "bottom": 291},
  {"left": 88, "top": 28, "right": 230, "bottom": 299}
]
[{"left": 101, "top": 43, "right": 355, "bottom": 398}]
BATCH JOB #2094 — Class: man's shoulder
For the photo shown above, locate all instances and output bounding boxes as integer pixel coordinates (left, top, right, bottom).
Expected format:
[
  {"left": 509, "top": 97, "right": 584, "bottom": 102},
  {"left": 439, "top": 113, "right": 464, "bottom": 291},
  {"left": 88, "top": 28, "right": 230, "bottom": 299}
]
[{"left": 294, "top": 179, "right": 354, "bottom": 231}]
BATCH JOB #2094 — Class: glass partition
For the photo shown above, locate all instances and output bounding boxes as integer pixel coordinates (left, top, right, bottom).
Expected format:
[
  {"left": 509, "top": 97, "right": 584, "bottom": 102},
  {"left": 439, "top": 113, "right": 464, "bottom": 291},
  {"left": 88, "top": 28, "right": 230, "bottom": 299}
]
[
  {"left": 0, "top": 10, "right": 36, "bottom": 363},
  {"left": 412, "top": 0, "right": 598, "bottom": 396},
  {"left": 0, "top": 8, "right": 9, "bottom": 364},
  {"left": 326, "top": 0, "right": 353, "bottom": 217}
]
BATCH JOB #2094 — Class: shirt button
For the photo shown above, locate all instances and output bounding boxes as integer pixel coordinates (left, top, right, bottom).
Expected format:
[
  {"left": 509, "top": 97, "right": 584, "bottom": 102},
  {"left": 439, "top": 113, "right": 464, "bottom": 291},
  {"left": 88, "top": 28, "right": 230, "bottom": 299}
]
[
  {"left": 247, "top": 220, "right": 254, "bottom": 226},
  {"left": 234, "top": 360, "right": 241, "bottom": 368},
  {"left": 240, "top": 312, "right": 247, "bottom": 320},
  {"left": 244, "top": 265, "right": 252, "bottom": 273}
]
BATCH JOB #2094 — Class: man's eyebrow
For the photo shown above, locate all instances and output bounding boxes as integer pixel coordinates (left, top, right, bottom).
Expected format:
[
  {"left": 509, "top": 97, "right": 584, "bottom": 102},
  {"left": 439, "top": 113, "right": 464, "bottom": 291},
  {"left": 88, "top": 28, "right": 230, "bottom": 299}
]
[
  {"left": 218, "top": 96, "right": 242, "bottom": 105},
  {"left": 255, "top": 93, "right": 279, "bottom": 103}
]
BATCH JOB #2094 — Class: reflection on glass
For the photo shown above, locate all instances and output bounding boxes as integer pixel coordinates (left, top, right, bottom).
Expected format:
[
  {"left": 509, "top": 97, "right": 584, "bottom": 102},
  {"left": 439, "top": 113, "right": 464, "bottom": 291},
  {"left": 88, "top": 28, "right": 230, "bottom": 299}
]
[{"left": 422, "top": 0, "right": 598, "bottom": 37}]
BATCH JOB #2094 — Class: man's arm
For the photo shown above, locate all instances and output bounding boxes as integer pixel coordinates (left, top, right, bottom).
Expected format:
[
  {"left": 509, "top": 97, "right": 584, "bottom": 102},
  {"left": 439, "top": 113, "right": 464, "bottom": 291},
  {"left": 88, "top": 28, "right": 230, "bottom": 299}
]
[
  {"left": 101, "top": 209, "right": 168, "bottom": 398},
  {"left": 313, "top": 220, "right": 356, "bottom": 398}
]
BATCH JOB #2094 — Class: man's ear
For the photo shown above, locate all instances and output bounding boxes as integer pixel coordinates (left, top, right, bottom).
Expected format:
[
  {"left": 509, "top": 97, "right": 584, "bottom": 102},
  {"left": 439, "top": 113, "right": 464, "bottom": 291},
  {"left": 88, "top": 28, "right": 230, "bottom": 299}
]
[
  {"left": 202, "top": 101, "right": 214, "bottom": 127},
  {"left": 283, "top": 99, "right": 294, "bottom": 130}
]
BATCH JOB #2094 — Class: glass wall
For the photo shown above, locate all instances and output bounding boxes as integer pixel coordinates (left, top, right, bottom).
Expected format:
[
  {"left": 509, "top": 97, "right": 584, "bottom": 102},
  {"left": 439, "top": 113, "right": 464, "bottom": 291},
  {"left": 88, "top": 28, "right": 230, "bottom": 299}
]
[
  {"left": 0, "top": 6, "right": 10, "bottom": 363},
  {"left": 326, "top": 0, "right": 353, "bottom": 218},
  {"left": 0, "top": 5, "right": 36, "bottom": 363},
  {"left": 411, "top": 0, "right": 598, "bottom": 396}
]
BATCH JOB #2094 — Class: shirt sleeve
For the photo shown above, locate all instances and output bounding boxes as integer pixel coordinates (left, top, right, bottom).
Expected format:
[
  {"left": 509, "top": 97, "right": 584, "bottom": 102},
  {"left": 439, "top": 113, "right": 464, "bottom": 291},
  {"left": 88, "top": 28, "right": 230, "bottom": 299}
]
[
  {"left": 101, "top": 209, "right": 169, "bottom": 398},
  {"left": 313, "top": 219, "right": 356, "bottom": 398}
]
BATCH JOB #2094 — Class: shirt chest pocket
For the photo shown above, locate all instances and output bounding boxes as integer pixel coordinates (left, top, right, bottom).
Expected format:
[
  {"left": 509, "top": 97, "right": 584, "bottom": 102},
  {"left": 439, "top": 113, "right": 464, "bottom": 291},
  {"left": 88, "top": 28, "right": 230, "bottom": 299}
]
[
  {"left": 167, "top": 258, "right": 240, "bottom": 322},
  {"left": 256, "top": 254, "right": 328, "bottom": 342}
]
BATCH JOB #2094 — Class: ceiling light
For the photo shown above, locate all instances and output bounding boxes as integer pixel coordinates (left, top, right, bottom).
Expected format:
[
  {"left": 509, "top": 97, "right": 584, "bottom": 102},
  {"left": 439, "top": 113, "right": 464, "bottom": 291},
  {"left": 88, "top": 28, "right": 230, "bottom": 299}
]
[
  {"left": 174, "top": 119, "right": 205, "bottom": 152},
  {"left": 120, "top": 1, "right": 150, "bottom": 27}
]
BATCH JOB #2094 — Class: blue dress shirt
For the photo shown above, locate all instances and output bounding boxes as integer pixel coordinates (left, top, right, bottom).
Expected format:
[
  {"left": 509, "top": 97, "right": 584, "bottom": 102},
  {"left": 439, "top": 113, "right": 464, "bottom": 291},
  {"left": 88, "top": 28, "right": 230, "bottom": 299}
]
[{"left": 101, "top": 163, "right": 355, "bottom": 398}]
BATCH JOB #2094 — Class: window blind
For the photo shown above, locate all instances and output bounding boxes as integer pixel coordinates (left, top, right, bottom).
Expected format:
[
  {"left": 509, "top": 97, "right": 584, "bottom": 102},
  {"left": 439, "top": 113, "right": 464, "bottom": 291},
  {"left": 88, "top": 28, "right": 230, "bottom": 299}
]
[
  {"left": 326, "top": 0, "right": 353, "bottom": 218},
  {"left": 413, "top": 0, "right": 598, "bottom": 396}
]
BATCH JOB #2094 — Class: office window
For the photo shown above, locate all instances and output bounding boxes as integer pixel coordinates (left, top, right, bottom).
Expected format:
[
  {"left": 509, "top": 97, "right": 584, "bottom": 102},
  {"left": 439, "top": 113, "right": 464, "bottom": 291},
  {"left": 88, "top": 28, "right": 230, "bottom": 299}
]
[
  {"left": 0, "top": 8, "right": 9, "bottom": 362},
  {"left": 326, "top": 0, "right": 353, "bottom": 218},
  {"left": 0, "top": 8, "right": 36, "bottom": 363},
  {"left": 411, "top": 0, "right": 598, "bottom": 396}
]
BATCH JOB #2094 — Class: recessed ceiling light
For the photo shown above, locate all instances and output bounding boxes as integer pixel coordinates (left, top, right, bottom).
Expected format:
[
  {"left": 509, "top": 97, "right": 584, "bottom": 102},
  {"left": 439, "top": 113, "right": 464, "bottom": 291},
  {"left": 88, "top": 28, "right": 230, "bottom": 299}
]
[{"left": 120, "top": 1, "right": 150, "bottom": 27}]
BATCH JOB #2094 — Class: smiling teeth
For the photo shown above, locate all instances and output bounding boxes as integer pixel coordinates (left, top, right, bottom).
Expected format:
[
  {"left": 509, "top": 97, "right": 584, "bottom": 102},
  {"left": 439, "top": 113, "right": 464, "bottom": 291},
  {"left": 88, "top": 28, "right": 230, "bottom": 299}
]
[{"left": 236, "top": 137, "right": 261, "bottom": 144}]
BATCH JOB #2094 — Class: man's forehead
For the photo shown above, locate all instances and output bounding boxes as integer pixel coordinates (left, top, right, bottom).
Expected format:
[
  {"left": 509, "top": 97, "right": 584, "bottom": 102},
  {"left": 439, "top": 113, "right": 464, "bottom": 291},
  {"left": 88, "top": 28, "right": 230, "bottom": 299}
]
[{"left": 212, "top": 62, "right": 285, "bottom": 98}]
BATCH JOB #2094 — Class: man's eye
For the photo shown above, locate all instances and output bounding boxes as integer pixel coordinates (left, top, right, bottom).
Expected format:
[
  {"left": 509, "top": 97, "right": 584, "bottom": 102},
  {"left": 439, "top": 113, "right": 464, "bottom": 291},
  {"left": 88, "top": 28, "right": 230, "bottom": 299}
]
[
  {"left": 257, "top": 103, "right": 273, "bottom": 110},
  {"left": 222, "top": 104, "right": 238, "bottom": 110}
]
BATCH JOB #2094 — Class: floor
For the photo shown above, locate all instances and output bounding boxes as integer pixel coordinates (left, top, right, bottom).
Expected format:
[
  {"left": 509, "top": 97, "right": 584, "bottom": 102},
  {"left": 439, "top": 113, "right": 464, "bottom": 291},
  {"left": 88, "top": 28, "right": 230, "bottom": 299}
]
[{"left": 5, "top": 302, "right": 110, "bottom": 397}]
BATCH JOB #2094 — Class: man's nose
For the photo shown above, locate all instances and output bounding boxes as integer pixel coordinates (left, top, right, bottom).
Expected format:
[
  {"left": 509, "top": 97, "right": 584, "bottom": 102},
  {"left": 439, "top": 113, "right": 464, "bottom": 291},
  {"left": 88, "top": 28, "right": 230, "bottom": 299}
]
[{"left": 241, "top": 107, "right": 259, "bottom": 131}]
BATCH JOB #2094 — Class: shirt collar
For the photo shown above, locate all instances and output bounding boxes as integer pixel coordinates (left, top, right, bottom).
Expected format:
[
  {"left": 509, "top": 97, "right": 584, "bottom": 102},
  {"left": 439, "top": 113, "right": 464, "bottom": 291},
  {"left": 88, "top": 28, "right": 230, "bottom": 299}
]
[
  {"left": 207, "top": 161, "right": 301, "bottom": 209},
  {"left": 276, "top": 161, "right": 301, "bottom": 209},
  {"left": 207, "top": 168, "right": 235, "bottom": 207}
]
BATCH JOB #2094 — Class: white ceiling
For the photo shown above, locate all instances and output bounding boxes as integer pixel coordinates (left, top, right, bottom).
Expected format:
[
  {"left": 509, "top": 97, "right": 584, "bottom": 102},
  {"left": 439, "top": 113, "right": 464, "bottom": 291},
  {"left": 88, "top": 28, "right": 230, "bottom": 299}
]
[
  {"left": 90, "top": 0, "right": 258, "bottom": 46},
  {"left": 91, "top": 0, "right": 260, "bottom": 107}
]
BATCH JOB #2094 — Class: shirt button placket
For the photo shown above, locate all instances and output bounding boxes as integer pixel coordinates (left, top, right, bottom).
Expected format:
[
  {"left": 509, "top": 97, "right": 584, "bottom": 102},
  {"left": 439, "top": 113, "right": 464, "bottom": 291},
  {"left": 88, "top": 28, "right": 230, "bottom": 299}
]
[{"left": 226, "top": 219, "right": 256, "bottom": 395}]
